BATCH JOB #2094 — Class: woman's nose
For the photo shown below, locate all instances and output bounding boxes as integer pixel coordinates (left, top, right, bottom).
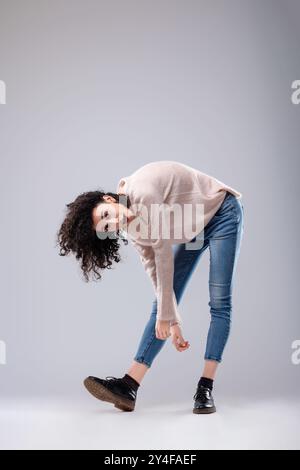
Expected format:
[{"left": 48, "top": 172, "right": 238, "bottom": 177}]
[{"left": 109, "top": 218, "right": 119, "bottom": 229}]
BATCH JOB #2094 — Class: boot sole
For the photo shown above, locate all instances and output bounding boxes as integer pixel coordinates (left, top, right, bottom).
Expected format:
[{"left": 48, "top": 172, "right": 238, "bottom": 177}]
[
  {"left": 83, "top": 377, "right": 135, "bottom": 412},
  {"left": 193, "top": 406, "right": 216, "bottom": 414}
]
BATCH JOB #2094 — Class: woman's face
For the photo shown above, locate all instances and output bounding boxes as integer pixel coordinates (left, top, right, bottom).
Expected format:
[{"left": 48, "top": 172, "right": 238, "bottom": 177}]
[{"left": 92, "top": 195, "right": 131, "bottom": 234}]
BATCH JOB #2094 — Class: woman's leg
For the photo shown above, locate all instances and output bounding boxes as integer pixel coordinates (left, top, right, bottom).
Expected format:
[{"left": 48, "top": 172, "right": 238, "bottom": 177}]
[
  {"left": 126, "top": 361, "right": 149, "bottom": 384},
  {"left": 130, "top": 236, "right": 210, "bottom": 382},
  {"left": 201, "top": 360, "right": 219, "bottom": 380},
  {"left": 203, "top": 194, "right": 244, "bottom": 369}
]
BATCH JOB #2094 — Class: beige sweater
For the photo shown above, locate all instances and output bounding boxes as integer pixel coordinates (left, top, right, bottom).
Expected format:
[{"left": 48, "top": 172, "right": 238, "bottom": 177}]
[{"left": 116, "top": 161, "right": 242, "bottom": 324}]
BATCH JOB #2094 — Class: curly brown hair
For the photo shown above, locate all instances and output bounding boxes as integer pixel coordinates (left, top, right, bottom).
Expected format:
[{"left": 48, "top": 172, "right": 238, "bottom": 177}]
[{"left": 56, "top": 190, "right": 129, "bottom": 281}]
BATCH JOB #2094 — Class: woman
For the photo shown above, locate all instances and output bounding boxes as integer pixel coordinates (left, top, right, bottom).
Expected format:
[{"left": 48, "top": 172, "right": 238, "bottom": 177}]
[{"left": 57, "top": 161, "right": 244, "bottom": 414}]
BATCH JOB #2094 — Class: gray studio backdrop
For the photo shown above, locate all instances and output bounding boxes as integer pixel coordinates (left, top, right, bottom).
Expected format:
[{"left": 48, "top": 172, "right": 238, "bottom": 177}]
[{"left": 0, "top": 0, "right": 299, "bottom": 403}]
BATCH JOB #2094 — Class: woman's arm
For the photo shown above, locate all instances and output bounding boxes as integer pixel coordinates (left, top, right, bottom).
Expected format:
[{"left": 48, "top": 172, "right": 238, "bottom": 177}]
[
  {"left": 151, "top": 240, "right": 182, "bottom": 324},
  {"left": 130, "top": 239, "right": 158, "bottom": 293},
  {"left": 130, "top": 238, "right": 182, "bottom": 325}
]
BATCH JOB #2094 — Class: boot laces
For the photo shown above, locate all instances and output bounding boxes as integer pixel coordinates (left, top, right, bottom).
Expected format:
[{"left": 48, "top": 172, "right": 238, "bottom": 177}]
[{"left": 193, "top": 386, "right": 210, "bottom": 401}]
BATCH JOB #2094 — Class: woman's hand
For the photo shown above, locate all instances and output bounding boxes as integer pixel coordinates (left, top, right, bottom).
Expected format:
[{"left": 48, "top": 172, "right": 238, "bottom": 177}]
[
  {"left": 155, "top": 320, "right": 171, "bottom": 340},
  {"left": 170, "top": 324, "right": 190, "bottom": 352}
]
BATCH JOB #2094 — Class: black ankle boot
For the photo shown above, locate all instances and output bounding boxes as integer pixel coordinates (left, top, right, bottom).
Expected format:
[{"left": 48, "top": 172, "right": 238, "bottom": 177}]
[
  {"left": 193, "top": 385, "right": 216, "bottom": 414},
  {"left": 84, "top": 375, "right": 138, "bottom": 411}
]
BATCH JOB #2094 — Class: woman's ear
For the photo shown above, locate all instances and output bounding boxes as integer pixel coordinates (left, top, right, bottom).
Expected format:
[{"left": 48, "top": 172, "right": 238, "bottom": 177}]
[{"left": 103, "top": 194, "right": 117, "bottom": 203}]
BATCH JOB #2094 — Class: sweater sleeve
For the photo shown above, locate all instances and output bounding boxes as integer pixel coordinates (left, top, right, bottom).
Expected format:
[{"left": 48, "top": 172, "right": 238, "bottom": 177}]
[
  {"left": 130, "top": 238, "right": 182, "bottom": 324},
  {"left": 152, "top": 240, "right": 182, "bottom": 324},
  {"left": 130, "top": 239, "right": 157, "bottom": 293}
]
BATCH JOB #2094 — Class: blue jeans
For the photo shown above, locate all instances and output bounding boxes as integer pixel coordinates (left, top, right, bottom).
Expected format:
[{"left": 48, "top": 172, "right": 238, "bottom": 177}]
[{"left": 133, "top": 191, "right": 244, "bottom": 367}]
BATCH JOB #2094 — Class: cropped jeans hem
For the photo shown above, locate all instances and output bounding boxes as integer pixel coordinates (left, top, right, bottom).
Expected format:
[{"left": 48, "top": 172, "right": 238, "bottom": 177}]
[
  {"left": 134, "top": 357, "right": 152, "bottom": 368},
  {"left": 204, "top": 356, "right": 222, "bottom": 363}
]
